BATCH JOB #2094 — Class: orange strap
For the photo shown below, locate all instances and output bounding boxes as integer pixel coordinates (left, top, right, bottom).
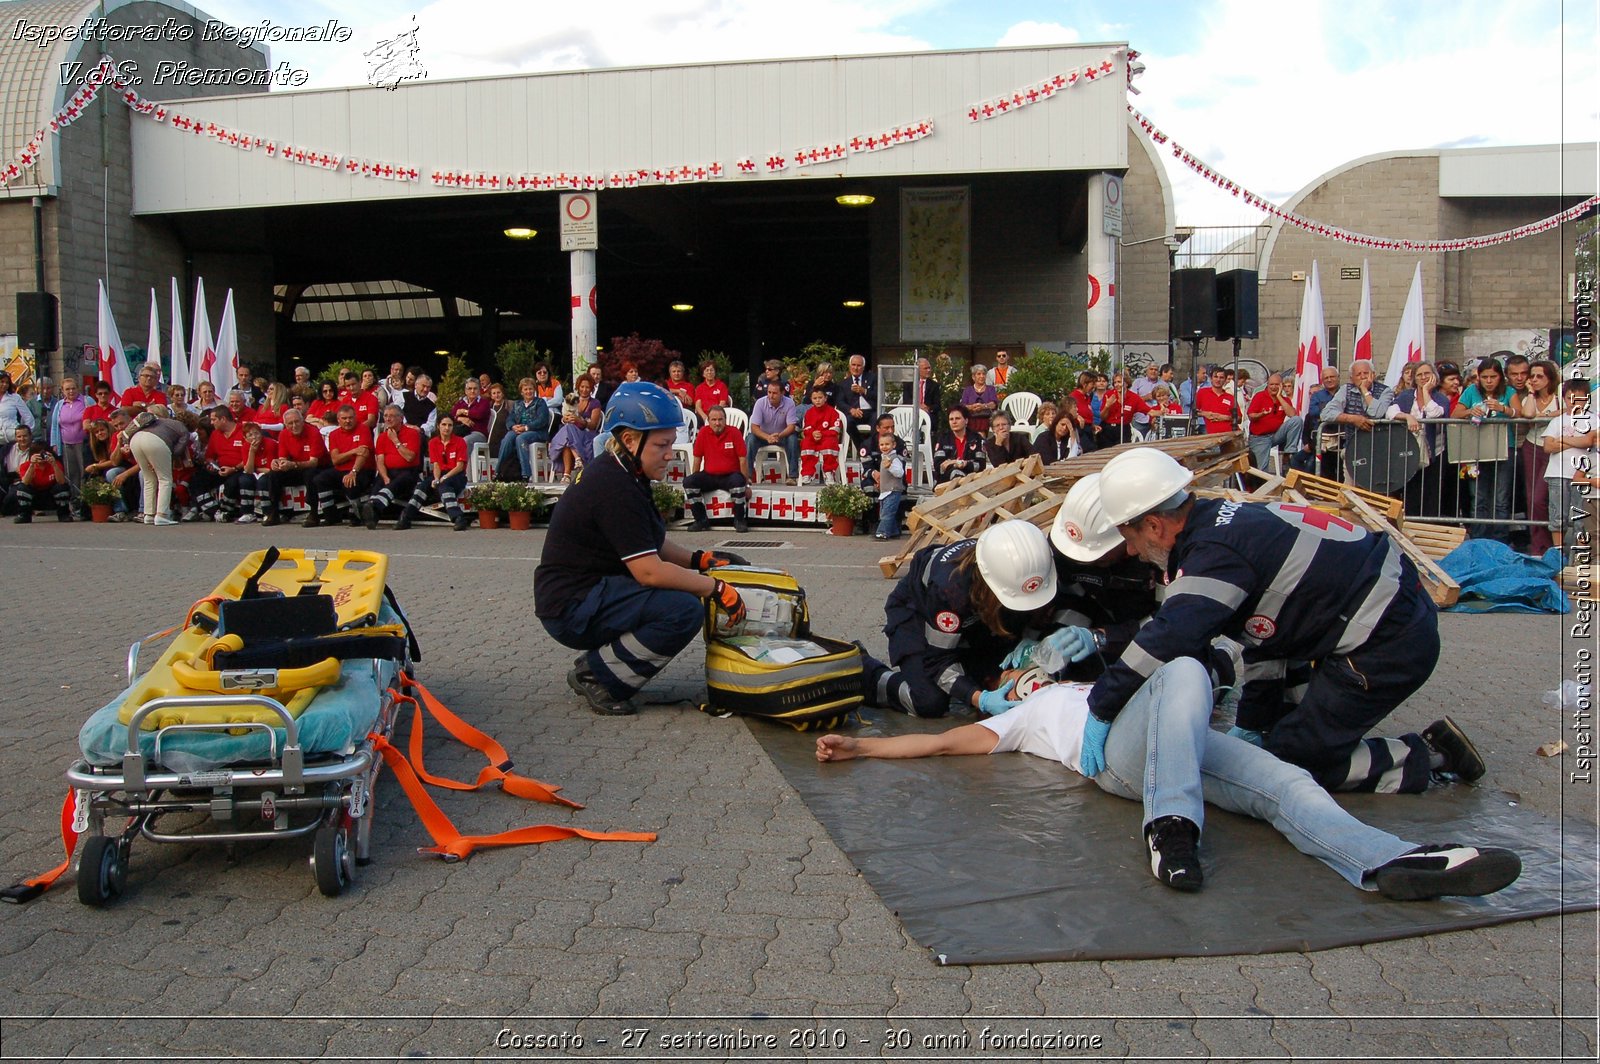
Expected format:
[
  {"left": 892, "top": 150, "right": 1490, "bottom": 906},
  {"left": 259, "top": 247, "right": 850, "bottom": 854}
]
[
  {"left": 375, "top": 671, "right": 654, "bottom": 861},
  {"left": 393, "top": 671, "right": 580, "bottom": 809},
  {"left": 369, "top": 735, "right": 654, "bottom": 862},
  {"left": 2, "top": 792, "right": 79, "bottom": 904}
]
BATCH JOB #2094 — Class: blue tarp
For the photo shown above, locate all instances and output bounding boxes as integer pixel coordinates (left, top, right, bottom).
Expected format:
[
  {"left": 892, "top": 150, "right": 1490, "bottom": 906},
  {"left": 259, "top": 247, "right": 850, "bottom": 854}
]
[{"left": 1439, "top": 540, "right": 1570, "bottom": 613}]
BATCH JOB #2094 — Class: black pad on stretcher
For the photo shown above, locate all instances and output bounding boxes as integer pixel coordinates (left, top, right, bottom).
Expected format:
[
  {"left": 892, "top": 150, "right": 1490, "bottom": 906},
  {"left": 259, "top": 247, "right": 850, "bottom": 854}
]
[{"left": 753, "top": 711, "right": 1598, "bottom": 965}]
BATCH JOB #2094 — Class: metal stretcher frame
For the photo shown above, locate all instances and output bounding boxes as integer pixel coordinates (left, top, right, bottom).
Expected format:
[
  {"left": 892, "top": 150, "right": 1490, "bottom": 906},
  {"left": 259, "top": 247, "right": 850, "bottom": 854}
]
[{"left": 64, "top": 625, "right": 412, "bottom": 906}]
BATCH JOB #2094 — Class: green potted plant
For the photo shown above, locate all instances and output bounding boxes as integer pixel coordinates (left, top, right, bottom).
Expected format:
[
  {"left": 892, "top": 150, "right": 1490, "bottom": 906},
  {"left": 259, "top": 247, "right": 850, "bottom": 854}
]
[
  {"left": 651, "top": 481, "right": 684, "bottom": 521},
  {"left": 816, "top": 481, "right": 872, "bottom": 537},
  {"left": 499, "top": 482, "right": 542, "bottom": 530},
  {"left": 462, "top": 482, "right": 501, "bottom": 529},
  {"left": 79, "top": 478, "right": 119, "bottom": 522}
]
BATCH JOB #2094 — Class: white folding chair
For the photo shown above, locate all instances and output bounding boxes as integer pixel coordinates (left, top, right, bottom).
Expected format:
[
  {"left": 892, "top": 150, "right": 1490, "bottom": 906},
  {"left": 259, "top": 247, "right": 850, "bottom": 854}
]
[{"left": 1001, "top": 391, "right": 1041, "bottom": 427}]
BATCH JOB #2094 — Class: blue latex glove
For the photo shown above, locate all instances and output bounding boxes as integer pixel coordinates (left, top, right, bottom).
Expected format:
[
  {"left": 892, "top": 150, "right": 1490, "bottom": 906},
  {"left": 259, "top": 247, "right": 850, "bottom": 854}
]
[
  {"left": 978, "top": 679, "right": 1021, "bottom": 716},
  {"left": 1043, "top": 625, "right": 1099, "bottom": 665},
  {"left": 999, "top": 639, "right": 1039, "bottom": 671},
  {"left": 1079, "top": 714, "right": 1112, "bottom": 777},
  {"left": 1226, "top": 725, "right": 1265, "bottom": 748}
]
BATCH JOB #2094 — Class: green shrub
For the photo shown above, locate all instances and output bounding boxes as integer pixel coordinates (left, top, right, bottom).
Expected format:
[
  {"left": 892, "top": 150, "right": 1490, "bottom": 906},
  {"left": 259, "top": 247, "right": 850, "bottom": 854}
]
[
  {"left": 79, "top": 478, "right": 119, "bottom": 505},
  {"left": 816, "top": 482, "right": 872, "bottom": 519},
  {"left": 495, "top": 340, "right": 555, "bottom": 390},
  {"left": 317, "top": 359, "right": 377, "bottom": 386},
  {"left": 436, "top": 354, "right": 470, "bottom": 413},
  {"left": 651, "top": 481, "right": 684, "bottom": 516}
]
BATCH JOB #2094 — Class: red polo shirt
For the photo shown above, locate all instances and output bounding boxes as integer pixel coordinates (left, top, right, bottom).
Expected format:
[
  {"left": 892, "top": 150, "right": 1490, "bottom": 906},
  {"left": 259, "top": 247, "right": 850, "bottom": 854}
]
[
  {"left": 204, "top": 423, "right": 250, "bottom": 468},
  {"left": 277, "top": 427, "right": 327, "bottom": 465},
  {"left": 1195, "top": 386, "right": 1237, "bottom": 434},
  {"left": 693, "top": 424, "right": 746, "bottom": 476},
  {"left": 429, "top": 434, "right": 468, "bottom": 475},
  {"left": 120, "top": 385, "right": 167, "bottom": 409},
  {"left": 1247, "top": 391, "right": 1288, "bottom": 436},
  {"left": 327, "top": 426, "right": 374, "bottom": 472},
  {"left": 374, "top": 425, "right": 423, "bottom": 471}
]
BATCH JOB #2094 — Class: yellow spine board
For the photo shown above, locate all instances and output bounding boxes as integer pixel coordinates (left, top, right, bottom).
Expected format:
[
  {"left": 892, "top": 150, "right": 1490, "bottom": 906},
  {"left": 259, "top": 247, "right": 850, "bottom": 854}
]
[{"left": 117, "top": 549, "right": 388, "bottom": 730}]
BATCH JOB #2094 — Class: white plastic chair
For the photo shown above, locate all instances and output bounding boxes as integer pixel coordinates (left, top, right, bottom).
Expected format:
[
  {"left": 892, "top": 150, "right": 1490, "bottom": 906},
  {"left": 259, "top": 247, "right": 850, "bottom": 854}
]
[
  {"left": 1001, "top": 391, "right": 1041, "bottom": 427},
  {"left": 753, "top": 446, "right": 789, "bottom": 484},
  {"left": 890, "top": 406, "right": 936, "bottom": 490},
  {"left": 467, "top": 442, "right": 493, "bottom": 484},
  {"left": 670, "top": 407, "right": 698, "bottom": 478},
  {"left": 721, "top": 407, "right": 749, "bottom": 434}
]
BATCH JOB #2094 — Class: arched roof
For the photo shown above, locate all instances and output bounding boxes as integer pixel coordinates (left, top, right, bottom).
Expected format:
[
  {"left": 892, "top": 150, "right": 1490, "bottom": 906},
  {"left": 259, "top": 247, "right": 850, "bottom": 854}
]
[{"left": 0, "top": 0, "right": 266, "bottom": 189}]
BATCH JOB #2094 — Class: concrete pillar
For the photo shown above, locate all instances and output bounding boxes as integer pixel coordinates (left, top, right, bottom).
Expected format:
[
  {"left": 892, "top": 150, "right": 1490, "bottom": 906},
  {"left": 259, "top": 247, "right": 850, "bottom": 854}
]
[
  {"left": 1086, "top": 173, "right": 1119, "bottom": 349},
  {"left": 570, "top": 249, "right": 596, "bottom": 377}
]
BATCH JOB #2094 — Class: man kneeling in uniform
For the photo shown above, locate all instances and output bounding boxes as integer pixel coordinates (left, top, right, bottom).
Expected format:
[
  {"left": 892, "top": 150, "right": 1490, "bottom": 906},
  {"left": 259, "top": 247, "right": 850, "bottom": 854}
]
[
  {"left": 535, "top": 382, "right": 747, "bottom": 715},
  {"left": 817, "top": 659, "right": 1521, "bottom": 900}
]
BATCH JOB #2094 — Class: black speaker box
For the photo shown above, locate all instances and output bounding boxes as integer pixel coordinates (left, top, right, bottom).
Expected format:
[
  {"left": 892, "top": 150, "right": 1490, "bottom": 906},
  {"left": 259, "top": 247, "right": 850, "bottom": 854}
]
[
  {"left": 1170, "top": 269, "right": 1216, "bottom": 339},
  {"left": 16, "top": 292, "right": 58, "bottom": 352},
  {"left": 1215, "top": 269, "right": 1259, "bottom": 341}
]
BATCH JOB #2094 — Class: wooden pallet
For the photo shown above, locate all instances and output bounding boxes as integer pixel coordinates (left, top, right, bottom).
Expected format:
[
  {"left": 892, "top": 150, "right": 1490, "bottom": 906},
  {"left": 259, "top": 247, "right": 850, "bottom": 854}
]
[
  {"left": 876, "top": 433, "right": 1251, "bottom": 578},
  {"left": 1283, "top": 469, "right": 1403, "bottom": 521},
  {"left": 1396, "top": 520, "right": 1468, "bottom": 562},
  {"left": 1340, "top": 490, "right": 1460, "bottom": 608}
]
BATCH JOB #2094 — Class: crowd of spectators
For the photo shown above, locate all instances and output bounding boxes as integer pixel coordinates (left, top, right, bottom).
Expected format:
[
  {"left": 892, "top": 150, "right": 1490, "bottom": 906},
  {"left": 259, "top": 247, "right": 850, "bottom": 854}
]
[{"left": 4, "top": 348, "right": 1589, "bottom": 548}]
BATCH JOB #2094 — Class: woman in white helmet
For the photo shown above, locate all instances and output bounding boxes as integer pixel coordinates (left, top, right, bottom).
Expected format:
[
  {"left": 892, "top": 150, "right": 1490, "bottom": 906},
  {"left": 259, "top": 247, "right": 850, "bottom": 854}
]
[{"left": 856, "top": 521, "right": 1058, "bottom": 718}]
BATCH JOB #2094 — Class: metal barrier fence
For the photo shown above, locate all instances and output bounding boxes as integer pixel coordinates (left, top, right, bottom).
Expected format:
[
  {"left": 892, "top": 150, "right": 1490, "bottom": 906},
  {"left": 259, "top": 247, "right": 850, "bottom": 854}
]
[{"left": 1305, "top": 415, "right": 1584, "bottom": 550}]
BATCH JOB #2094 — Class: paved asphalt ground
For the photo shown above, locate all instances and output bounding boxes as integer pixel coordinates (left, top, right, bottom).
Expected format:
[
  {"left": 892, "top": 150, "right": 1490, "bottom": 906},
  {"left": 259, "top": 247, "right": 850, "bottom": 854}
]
[{"left": 0, "top": 518, "right": 1595, "bottom": 1062}]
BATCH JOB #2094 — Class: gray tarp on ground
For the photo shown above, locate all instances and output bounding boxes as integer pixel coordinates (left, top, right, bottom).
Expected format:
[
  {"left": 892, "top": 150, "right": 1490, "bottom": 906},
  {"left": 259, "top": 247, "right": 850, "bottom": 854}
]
[{"left": 752, "top": 711, "right": 1597, "bottom": 965}]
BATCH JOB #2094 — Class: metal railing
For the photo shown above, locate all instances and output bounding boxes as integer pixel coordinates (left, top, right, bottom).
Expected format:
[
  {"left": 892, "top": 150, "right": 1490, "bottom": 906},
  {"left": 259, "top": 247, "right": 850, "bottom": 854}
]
[{"left": 1299, "top": 415, "right": 1582, "bottom": 548}]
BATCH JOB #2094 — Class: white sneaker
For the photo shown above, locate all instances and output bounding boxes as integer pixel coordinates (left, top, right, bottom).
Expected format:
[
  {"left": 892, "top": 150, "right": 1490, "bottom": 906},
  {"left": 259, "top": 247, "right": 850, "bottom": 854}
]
[
  {"left": 213, "top": 512, "right": 228, "bottom": 523},
  {"left": 237, "top": 513, "right": 258, "bottom": 523},
  {"left": 153, "top": 515, "right": 178, "bottom": 526}
]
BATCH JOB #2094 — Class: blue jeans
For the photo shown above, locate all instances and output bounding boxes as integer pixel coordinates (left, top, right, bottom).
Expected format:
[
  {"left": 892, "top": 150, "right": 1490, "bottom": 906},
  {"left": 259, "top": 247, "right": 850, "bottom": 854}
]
[
  {"left": 876, "top": 490, "right": 905, "bottom": 537},
  {"left": 1096, "top": 658, "right": 1412, "bottom": 888},
  {"left": 1470, "top": 453, "right": 1515, "bottom": 542},
  {"left": 499, "top": 429, "right": 547, "bottom": 480},
  {"left": 540, "top": 574, "right": 703, "bottom": 700},
  {"left": 746, "top": 432, "right": 799, "bottom": 480}
]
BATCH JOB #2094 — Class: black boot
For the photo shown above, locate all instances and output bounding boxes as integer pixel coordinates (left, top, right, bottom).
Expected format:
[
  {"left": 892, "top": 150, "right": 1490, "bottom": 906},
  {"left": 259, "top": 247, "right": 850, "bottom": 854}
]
[
  {"left": 13, "top": 508, "right": 31, "bottom": 524},
  {"left": 56, "top": 504, "right": 73, "bottom": 523},
  {"left": 733, "top": 504, "right": 749, "bottom": 534},
  {"left": 687, "top": 501, "right": 711, "bottom": 532},
  {"left": 452, "top": 511, "right": 471, "bottom": 531},
  {"left": 394, "top": 505, "right": 414, "bottom": 530},
  {"left": 302, "top": 510, "right": 321, "bottom": 529}
]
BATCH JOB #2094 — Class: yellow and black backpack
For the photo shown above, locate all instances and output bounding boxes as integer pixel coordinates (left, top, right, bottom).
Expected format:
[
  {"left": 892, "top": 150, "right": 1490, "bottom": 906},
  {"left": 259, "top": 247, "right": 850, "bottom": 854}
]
[{"left": 702, "top": 567, "right": 863, "bottom": 731}]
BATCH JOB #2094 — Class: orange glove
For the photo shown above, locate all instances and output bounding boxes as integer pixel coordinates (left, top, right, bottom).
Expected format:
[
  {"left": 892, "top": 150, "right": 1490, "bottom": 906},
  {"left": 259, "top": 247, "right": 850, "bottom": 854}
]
[
  {"left": 712, "top": 579, "right": 746, "bottom": 629},
  {"left": 690, "top": 550, "right": 730, "bottom": 572}
]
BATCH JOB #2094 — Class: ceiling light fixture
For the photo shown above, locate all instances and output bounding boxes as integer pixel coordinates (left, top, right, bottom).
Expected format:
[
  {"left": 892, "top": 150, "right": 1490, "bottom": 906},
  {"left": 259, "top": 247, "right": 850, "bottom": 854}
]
[
  {"left": 835, "top": 193, "right": 875, "bottom": 207},
  {"left": 503, "top": 226, "right": 536, "bottom": 239},
  {"left": 671, "top": 303, "right": 694, "bottom": 312},
  {"left": 842, "top": 299, "right": 865, "bottom": 308}
]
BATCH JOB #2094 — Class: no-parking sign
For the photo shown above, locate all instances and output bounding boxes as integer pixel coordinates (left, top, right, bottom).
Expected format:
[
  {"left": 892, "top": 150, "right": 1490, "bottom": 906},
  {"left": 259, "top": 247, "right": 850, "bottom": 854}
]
[{"left": 560, "top": 192, "right": 598, "bottom": 251}]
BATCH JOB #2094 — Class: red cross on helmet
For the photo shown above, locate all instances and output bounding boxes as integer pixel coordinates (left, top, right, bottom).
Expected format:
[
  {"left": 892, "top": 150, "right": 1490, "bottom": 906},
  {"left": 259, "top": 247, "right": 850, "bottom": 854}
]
[
  {"left": 1051, "top": 473, "right": 1123, "bottom": 562},
  {"left": 974, "top": 521, "right": 1057, "bottom": 611}
]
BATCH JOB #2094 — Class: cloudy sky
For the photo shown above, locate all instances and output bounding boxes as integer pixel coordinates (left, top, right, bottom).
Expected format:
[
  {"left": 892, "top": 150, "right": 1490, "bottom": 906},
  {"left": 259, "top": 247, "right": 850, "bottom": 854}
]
[{"left": 194, "top": 0, "right": 1597, "bottom": 227}]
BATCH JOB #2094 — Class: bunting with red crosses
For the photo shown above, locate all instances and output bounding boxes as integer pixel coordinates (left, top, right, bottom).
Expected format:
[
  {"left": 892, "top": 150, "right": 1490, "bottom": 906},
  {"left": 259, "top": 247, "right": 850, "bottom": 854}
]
[
  {"left": 1127, "top": 104, "right": 1600, "bottom": 252},
  {"left": 5, "top": 51, "right": 1593, "bottom": 255}
]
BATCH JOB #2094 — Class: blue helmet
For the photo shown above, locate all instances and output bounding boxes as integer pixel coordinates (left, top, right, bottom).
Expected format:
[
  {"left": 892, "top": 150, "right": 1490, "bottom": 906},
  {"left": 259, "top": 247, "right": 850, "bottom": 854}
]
[{"left": 602, "top": 381, "right": 683, "bottom": 435}]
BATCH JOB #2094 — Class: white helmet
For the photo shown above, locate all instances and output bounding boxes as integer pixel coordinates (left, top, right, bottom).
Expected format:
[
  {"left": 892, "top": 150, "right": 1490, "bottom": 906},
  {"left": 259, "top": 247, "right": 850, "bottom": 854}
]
[
  {"left": 1098, "top": 448, "right": 1195, "bottom": 526},
  {"left": 975, "top": 521, "right": 1058, "bottom": 611},
  {"left": 1051, "top": 473, "right": 1122, "bottom": 562}
]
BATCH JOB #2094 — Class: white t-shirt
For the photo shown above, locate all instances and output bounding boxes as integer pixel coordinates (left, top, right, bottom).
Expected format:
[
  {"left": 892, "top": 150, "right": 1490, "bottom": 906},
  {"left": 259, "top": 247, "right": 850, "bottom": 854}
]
[
  {"left": 977, "top": 682, "right": 1094, "bottom": 774},
  {"left": 1540, "top": 412, "right": 1595, "bottom": 480}
]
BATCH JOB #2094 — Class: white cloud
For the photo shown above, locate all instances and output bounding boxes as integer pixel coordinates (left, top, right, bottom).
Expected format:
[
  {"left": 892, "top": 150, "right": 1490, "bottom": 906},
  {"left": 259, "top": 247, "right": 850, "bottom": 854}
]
[{"left": 994, "top": 21, "right": 1081, "bottom": 47}]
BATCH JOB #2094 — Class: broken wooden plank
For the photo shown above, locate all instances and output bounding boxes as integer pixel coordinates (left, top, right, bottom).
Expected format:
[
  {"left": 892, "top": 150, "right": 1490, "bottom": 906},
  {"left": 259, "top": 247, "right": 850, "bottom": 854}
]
[{"left": 1341, "top": 489, "right": 1460, "bottom": 608}]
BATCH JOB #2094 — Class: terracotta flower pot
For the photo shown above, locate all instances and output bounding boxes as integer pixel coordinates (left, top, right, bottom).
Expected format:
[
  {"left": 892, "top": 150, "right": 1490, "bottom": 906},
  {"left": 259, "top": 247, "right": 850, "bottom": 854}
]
[
  {"left": 828, "top": 514, "right": 855, "bottom": 537},
  {"left": 507, "top": 509, "right": 533, "bottom": 530},
  {"left": 477, "top": 509, "right": 500, "bottom": 530},
  {"left": 89, "top": 503, "right": 113, "bottom": 523}
]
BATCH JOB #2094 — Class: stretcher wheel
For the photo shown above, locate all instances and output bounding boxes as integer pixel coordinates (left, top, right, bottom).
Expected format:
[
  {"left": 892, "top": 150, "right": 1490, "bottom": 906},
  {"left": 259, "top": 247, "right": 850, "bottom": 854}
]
[
  {"left": 311, "top": 818, "right": 353, "bottom": 897},
  {"left": 76, "top": 835, "right": 126, "bottom": 907}
]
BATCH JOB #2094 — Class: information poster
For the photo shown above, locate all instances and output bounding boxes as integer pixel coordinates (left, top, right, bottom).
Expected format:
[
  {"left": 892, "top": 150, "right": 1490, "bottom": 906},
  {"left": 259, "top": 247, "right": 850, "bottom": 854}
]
[{"left": 900, "top": 187, "right": 971, "bottom": 342}]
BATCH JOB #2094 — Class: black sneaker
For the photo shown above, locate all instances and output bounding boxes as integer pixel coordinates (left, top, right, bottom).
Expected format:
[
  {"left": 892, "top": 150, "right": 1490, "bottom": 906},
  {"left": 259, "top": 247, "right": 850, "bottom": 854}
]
[
  {"left": 452, "top": 513, "right": 471, "bottom": 532},
  {"left": 1145, "top": 815, "right": 1203, "bottom": 892},
  {"left": 302, "top": 512, "right": 321, "bottom": 529},
  {"left": 1422, "top": 717, "right": 1486, "bottom": 782},
  {"left": 566, "top": 666, "right": 636, "bottom": 716},
  {"left": 361, "top": 499, "right": 379, "bottom": 530},
  {"left": 1372, "top": 844, "right": 1521, "bottom": 900}
]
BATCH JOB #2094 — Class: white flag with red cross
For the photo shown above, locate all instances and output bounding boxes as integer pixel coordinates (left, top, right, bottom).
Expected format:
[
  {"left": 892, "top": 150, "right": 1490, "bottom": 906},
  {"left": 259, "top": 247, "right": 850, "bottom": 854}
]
[
  {"left": 96, "top": 280, "right": 135, "bottom": 393},
  {"left": 1353, "top": 259, "right": 1373, "bottom": 363},
  {"left": 169, "top": 276, "right": 189, "bottom": 392},
  {"left": 211, "top": 289, "right": 240, "bottom": 399},
  {"left": 1291, "top": 261, "right": 1326, "bottom": 416},
  {"left": 191, "top": 278, "right": 215, "bottom": 388},
  {"left": 1383, "top": 262, "right": 1426, "bottom": 390}
]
